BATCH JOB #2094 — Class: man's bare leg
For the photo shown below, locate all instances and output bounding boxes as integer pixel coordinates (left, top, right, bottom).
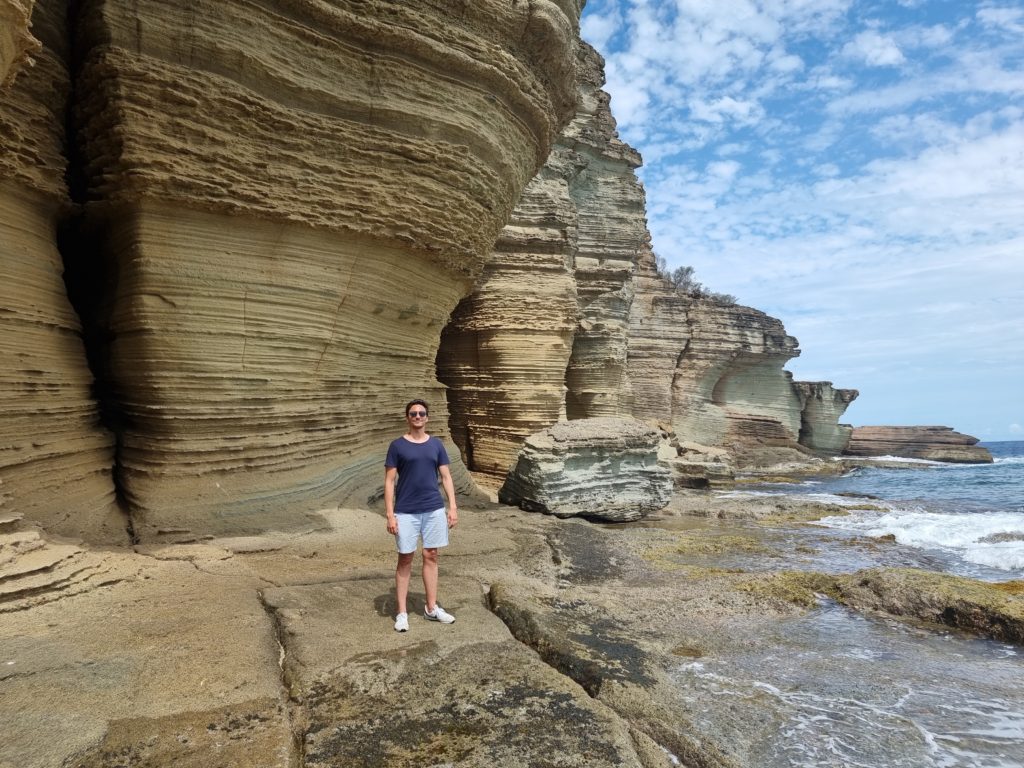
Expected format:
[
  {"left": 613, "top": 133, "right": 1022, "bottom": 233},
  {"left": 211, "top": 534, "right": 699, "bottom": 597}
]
[
  {"left": 422, "top": 547, "right": 439, "bottom": 612},
  {"left": 396, "top": 552, "right": 414, "bottom": 614}
]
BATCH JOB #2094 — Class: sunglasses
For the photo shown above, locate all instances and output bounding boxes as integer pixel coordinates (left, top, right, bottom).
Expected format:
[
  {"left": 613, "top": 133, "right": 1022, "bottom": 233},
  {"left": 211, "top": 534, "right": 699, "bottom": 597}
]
[{"left": 408, "top": 411, "right": 428, "bottom": 418}]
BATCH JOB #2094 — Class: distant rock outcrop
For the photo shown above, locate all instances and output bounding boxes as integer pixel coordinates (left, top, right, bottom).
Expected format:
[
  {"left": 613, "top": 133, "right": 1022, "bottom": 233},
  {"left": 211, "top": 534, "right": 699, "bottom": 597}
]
[
  {"left": 844, "top": 426, "right": 993, "bottom": 464},
  {"left": 499, "top": 418, "right": 672, "bottom": 521},
  {"left": 795, "top": 382, "right": 859, "bottom": 454}
]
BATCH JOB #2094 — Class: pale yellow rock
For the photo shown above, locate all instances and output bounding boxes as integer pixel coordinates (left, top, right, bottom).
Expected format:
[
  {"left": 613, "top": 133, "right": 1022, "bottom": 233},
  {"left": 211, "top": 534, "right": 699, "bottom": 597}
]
[
  {"left": 0, "top": 0, "right": 38, "bottom": 87},
  {"left": 0, "top": 0, "right": 121, "bottom": 543},
  {"left": 60, "top": 0, "right": 583, "bottom": 538},
  {"left": 440, "top": 43, "right": 645, "bottom": 479},
  {"left": 563, "top": 45, "right": 646, "bottom": 419}
]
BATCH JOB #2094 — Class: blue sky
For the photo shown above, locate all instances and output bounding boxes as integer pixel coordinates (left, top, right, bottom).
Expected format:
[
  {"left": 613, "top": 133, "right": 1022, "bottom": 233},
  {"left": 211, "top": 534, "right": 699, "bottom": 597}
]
[{"left": 581, "top": 0, "right": 1024, "bottom": 441}]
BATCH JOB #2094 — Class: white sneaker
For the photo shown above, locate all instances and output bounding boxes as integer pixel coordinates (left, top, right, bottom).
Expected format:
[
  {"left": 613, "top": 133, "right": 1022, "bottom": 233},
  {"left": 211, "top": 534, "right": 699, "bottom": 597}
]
[
  {"left": 394, "top": 612, "right": 409, "bottom": 632},
  {"left": 424, "top": 604, "right": 455, "bottom": 624}
]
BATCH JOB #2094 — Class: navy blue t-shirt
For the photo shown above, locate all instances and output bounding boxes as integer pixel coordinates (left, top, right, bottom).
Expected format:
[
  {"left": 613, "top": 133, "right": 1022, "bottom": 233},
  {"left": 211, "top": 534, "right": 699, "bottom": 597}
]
[{"left": 385, "top": 435, "right": 450, "bottom": 514}]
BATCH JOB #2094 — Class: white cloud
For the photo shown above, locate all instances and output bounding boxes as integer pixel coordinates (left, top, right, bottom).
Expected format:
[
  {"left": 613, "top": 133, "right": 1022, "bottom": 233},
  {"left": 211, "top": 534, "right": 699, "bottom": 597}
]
[
  {"left": 581, "top": 11, "right": 620, "bottom": 51},
  {"left": 842, "top": 30, "right": 906, "bottom": 67},
  {"left": 977, "top": 6, "right": 1024, "bottom": 34},
  {"left": 1010, "top": 423, "right": 1023, "bottom": 435},
  {"left": 585, "top": 0, "right": 1024, "bottom": 438}
]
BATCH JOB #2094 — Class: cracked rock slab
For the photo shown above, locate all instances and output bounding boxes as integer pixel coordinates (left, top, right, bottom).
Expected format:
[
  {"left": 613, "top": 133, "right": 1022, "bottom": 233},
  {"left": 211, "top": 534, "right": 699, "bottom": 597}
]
[{"left": 261, "top": 576, "right": 657, "bottom": 767}]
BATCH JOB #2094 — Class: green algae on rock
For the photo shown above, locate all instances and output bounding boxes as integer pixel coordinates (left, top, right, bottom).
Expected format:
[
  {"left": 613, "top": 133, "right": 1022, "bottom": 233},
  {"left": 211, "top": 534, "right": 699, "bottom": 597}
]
[{"left": 834, "top": 568, "right": 1024, "bottom": 644}]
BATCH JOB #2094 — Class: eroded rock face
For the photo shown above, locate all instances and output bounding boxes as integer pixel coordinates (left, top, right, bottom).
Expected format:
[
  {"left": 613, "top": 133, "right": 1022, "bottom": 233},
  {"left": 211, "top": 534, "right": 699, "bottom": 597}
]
[
  {"left": 0, "top": 0, "right": 38, "bottom": 87},
  {"left": 439, "top": 42, "right": 645, "bottom": 479},
  {"left": 795, "top": 381, "right": 859, "bottom": 454},
  {"left": 499, "top": 418, "right": 672, "bottom": 521},
  {"left": 562, "top": 44, "right": 646, "bottom": 421},
  {"left": 0, "top": 0, "right": 121, "bottom": 543},
  {"left": 844, "top": 426, "right": 993, "bottom": 464},
  {"left": 57, "top": 0, "right": 584, "bottom": 539},
  {"left": 667, "top": 300, "right": 807, "bottom": 466}
]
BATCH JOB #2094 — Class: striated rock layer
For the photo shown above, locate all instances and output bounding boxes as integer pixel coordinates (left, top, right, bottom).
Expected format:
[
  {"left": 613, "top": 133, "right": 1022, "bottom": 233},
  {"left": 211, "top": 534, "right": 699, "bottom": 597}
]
[
  {"left": 0, "top": 0, "right": 121, "bottom": 542},
  {"left": 440, "top": 42, "right": 648, "bottom": 479},
  {"left": 561, "top": 45, "right": 647, "bottom": 421},
  {"left": 444, "top": 42, "right": 860, "bottom": 482},
  {"left": 844, "top": 426, "right": 993, "bottom": 464},
  {"left": 62, "top": 0, "right": 583, "bottom": 539},
  {"left": 499, "top": 418, "right": 672, "bottom": 522},
  {"left": 627, "top": 244, "right": 858, "bottom": 468},
  {"left": 0, "top": 0, "right": 38, "bottom": 87},
  {"left": 795, "top": 381, "right": 859, "bottom": 454}
]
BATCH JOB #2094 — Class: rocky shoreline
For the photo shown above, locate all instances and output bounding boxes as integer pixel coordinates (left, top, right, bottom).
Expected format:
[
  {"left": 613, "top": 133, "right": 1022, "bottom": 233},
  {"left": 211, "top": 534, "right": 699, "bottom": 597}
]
[{"left": 3, "top": 490, "right": 1021, "bottom": 768}]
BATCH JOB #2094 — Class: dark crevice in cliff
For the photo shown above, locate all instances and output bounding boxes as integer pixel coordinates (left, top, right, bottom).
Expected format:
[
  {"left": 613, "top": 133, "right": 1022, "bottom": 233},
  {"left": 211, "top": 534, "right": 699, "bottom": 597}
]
[
  {"left": 57, "top": 0, "right": 134, "bottom": 539},
  {"left": 436, "top": 300, "right": 477, "bottom": 470}
]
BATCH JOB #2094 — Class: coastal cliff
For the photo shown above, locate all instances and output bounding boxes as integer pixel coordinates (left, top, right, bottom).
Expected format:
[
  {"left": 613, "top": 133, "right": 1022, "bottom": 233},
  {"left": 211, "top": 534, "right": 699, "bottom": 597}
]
[
  {"left": 3, "top": 3, "right": 871, "bottom": 541},
  {"left": 1, "top": 0, "right": 584, "bottom": 541},
  {"left": 441, "top": 43, "right": 859, "bottom": 481}
]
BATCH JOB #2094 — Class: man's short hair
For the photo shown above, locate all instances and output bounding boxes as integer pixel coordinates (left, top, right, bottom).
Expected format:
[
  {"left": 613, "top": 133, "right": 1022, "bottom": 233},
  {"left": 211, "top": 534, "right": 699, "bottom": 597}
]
[{"left": 405, "top": 399, "right": 429, "bottom": 416}]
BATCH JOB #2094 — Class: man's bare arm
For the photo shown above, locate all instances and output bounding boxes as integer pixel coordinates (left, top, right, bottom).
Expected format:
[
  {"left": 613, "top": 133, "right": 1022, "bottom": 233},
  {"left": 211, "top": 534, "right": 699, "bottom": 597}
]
[
  {"left": 439, "top": 465, "right": 458, "bottom": 528},
  {"left": 384, "top": 466, "right": 398, "bottom": 534}
]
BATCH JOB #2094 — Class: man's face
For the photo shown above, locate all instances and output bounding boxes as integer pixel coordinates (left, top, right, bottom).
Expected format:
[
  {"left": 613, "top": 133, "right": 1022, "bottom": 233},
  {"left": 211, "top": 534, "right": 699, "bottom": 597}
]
[{"left": 406, "top": 406, "right": 428, "bottom": 426}]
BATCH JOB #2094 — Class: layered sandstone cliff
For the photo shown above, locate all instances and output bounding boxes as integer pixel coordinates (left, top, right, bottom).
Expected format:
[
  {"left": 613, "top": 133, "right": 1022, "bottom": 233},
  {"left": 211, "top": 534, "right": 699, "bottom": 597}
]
[
  {"left": 2, "top": 2, "right": 869, "bottom": 543},
  {"left": 0, "top": 0, "right": 121, "bottom": 542},
  {"left": 626, "top": 248, "right": 847, "bottom": 467},
  {"left": 442, "top": 43, "right": 859, "bottom": 481},
  {"left": 2, "top": 0, "right": 584, "bottom": 541},
  {"left": 439, "top": 42, "right": 646, "bottom": 478},
  {"left": 845, "top": 426, "right": 993, "bottom": 464}
]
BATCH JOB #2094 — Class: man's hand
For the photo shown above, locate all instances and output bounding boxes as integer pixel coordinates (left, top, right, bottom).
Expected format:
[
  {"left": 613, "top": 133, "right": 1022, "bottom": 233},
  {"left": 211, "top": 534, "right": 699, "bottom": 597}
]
[
  {"left": 386, "top": 513, "right": 398, "bottom": 535},
  {"left": 447, "top": 506, "right": 458, "bottom": 529}
]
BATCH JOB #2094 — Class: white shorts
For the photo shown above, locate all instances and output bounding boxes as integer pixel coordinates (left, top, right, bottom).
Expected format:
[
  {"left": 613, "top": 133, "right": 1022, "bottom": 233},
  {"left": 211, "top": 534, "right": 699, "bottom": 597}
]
[{"left": 395, "top": 507, "right": 449, "bottom": 554}]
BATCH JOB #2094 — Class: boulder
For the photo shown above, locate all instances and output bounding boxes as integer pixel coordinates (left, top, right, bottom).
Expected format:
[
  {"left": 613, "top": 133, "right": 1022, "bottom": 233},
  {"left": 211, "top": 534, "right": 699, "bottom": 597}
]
[
  {"left": 844, "top": 426, "right": 993, "bottom": 464},
  {"left": 499, "top": 418, "right": 672, "bottom": 521}
]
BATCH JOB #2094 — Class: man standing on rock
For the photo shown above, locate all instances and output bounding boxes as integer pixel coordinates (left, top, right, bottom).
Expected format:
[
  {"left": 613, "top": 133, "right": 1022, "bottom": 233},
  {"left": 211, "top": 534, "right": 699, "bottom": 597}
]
[{"left": 384, "top": 399, "right": 459, "bottom": 632}]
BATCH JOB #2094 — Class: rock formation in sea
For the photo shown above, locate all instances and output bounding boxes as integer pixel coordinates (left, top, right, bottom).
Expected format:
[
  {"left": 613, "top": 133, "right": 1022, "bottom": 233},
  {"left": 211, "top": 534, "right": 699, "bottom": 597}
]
[
  {"left": 844, "top": 426, "right": 993, "bottom": 464},
  {"left": 794, "top": 381, "right": 860, "bottom": 454},
  {"left": 499, "top": 417, "right": 672, "bottom": 521}
]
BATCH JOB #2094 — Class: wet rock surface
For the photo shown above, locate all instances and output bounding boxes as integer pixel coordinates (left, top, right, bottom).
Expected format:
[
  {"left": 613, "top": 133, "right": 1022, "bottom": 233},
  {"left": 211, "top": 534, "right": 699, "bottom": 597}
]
[{"left": 3, "top": 495, "right": 1022, "bottom": 768}]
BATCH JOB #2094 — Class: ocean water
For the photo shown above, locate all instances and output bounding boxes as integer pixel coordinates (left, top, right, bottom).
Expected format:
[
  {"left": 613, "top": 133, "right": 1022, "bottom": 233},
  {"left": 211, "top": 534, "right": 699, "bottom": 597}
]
[
  {"left": 671, "top": 441, "right": 1024, "bottom": 767},
  {"left": 753, "top": 441, "right": 1024, "bottom": 580}
]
